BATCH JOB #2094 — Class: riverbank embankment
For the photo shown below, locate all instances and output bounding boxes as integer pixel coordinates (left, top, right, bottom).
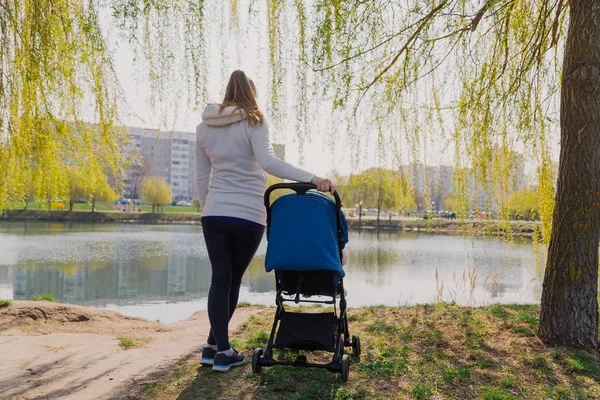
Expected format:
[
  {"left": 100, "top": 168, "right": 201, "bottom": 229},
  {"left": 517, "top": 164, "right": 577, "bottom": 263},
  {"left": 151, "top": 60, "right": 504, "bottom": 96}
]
[{"left": 1, "top": 209, "right": 539, "bottom": 237}]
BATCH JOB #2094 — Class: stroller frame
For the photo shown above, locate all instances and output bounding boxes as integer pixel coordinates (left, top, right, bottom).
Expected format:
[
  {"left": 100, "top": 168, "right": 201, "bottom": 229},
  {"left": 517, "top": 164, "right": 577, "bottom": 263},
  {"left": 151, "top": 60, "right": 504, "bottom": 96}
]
[{"left": 251, "top": 183, "right": 360, "bottom": 382}]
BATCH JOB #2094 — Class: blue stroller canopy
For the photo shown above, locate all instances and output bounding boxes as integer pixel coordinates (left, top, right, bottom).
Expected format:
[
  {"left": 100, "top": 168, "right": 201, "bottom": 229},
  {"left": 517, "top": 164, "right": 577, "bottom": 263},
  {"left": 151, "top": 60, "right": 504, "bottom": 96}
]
[{"left": 265, "top": 191, "right": 349, "bottom": 277}]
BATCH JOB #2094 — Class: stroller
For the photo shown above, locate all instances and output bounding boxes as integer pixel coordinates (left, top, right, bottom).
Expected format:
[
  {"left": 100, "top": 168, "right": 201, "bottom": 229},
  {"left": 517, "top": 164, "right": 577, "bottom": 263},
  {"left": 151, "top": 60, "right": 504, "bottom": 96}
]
[{"left": 251, "top": 183, "right": 360, "bottom": 382}]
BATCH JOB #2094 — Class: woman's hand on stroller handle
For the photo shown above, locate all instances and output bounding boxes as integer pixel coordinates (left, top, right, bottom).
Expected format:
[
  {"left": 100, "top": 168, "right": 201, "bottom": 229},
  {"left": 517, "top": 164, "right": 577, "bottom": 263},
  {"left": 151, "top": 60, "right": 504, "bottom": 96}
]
[{"left": 311, "top": 176, "right": 336, "bottom": 194}]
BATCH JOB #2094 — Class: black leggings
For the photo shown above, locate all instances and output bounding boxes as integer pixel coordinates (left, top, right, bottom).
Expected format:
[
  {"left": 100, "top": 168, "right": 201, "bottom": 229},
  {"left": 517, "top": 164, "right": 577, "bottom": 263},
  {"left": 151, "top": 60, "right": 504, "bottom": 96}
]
[{"left": 202, "top": 218, "right": 265, "bottom": 351}]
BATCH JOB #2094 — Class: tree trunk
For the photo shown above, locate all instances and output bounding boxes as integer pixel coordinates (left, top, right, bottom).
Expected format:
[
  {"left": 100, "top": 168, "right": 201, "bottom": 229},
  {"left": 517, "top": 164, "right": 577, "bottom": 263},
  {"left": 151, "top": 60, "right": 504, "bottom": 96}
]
[
  {"left": 376, "top": 188, "right": 382, "bottom": 227},
  {"left": 69, "top": 200, "right": 73, "bottom": 211},
  {"left": 358, "top": 204, "right": 362, "bottom": 225},
  {"left": 539, "top": 0, "right": 600, "bottom": 349}
]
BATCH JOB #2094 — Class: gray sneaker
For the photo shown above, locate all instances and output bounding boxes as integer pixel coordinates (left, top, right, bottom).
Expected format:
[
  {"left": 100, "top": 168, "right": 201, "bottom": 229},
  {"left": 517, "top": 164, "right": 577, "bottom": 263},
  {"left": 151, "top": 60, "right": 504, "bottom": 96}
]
[
  {"left": 201, "top": 346, "right": 217, "bottom": 366},
  {"left": 212, "top": 348, "right": 245, "bottom": 372}
]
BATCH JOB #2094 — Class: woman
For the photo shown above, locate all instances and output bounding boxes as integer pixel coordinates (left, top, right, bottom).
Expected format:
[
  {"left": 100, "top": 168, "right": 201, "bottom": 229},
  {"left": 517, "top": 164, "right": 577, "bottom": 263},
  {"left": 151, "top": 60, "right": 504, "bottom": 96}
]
[{"left": 196, "top": 70, "right": 334, "bottom": 372}]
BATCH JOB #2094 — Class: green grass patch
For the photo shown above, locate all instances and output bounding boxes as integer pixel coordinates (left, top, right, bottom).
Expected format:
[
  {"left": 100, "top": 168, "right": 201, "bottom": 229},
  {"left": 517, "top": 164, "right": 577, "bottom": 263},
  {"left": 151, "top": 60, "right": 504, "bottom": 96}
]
[
  {"left": 565, "top": 350, "right": 600, "bottom": 376},
  {"left": 31, "top": 294, "right": 56, "bottom": 302},
  {"left": 442, "top": 365, "right": 471, "bottom": 384},
  {"left": 334, "top": 388, "right": 371, "bottom": 399},
  {"left": 478, "top": 359, "right": 495, "bottom": 369},
  {"left": 524, "top": 356, "right": 551, "bottom": 372},
  {"left": 518, "top": 312, "right": 539, "bottom": 326},
  {"left": 366, "top": 320, "right": 398, "bottom": 335},
  {"left": 118, "top": 336, "right": 141, "bottom": 349},
  {"left": 481, "top": 387, "right": 518, "bottom": 400},
  {"left": 512, "top": 326, "right": 535, "bottom": 336},
  {"left": 126, "top": 304, "right": 600, "bottom": 400},
  {"left": 138, "top": 205, "right": 200, "bottom": 214},
  {"left": 357, "top": 357, "right": 408, "bottom": 378},
  {"left": 411, "top": 384, "right": 433, "bottom": 399},
  {"left": 490, "top": 305, "right": 511, "bottom": 320},
  {"left": 245, "top": 330, "right": 269, "bottom": 349},
  {"left": 0, "top": 299, "right": 11, "bottom": 307}
]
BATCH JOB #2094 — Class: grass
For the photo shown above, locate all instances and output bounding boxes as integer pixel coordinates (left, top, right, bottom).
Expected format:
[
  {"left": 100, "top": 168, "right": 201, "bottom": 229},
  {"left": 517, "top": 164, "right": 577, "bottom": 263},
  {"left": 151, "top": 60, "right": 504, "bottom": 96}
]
[
  {"left": 5, "top": 201, "right": 200, "bottom": 213},
  {"left": 138, "top": 205, "right": 200, "bottom": 214},
  {"left": 7, "top": 202, "right": 116, "bottom": 212},
  {"left": 31, "top": 294, "right": 56, "bottom": 302},
  {"left": 0, "top": 299, "right": 11, "bottom": 307},
  {"left": 117, "top": 336, "right": 151, "bottom": 350},
  {"left": 129, "top": 304, "right": 600, "bottom": 399}
]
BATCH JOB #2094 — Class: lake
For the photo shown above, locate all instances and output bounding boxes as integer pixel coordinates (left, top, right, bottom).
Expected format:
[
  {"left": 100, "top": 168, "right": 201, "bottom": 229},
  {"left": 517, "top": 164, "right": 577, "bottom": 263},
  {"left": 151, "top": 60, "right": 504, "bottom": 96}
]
[{"left": 0, "top": 222, "right": 546, "bottom": 323}]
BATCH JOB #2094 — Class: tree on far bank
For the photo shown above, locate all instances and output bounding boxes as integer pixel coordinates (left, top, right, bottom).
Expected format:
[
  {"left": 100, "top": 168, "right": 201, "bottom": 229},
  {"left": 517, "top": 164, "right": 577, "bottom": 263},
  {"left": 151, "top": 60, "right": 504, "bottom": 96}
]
[
  {"left": 191, "top": 198, "right": 201, "bottom": 213},
  {"left": 140, "top": 177, "right": 171, "bottom": 213},
  {"left": 90, "top": 180, "right": 119, "bottom": 212},
  {"left": 504, "top": 190, "right": 539, "bottom": 221},
  {"left": 67, "top": 168, "right": 87, "bottom": 211},
  {"left": 346, "top": 173, "right": 376, "bottom": 224},
  {"left": 128, "top": 153, "right": 153, "bottom": 199}
]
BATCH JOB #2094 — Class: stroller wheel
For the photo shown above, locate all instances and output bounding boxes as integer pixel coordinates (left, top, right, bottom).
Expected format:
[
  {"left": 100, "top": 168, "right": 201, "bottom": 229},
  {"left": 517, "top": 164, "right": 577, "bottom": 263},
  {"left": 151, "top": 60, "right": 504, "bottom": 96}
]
[
  {"left": 341, "top": 354, "right": 350, "bottom": 382},
  {"left": 252, "top": 348, "right": 264, "bottom": 374},
  {"left": 352, "top": 334, "right": 361, "bottom": 357}
]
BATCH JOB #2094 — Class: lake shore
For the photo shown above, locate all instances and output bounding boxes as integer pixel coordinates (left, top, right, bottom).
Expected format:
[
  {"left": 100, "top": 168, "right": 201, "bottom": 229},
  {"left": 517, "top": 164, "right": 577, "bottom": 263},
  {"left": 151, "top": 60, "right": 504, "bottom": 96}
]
[
  {"left": 0, "top": 300, "right": 257, "bottom": 400},
  {"left": 5, "top": 301, "right": 592, "bottom": 400},
  {"left": 1, "top": 209, "right": 539, "bottom": 237}
]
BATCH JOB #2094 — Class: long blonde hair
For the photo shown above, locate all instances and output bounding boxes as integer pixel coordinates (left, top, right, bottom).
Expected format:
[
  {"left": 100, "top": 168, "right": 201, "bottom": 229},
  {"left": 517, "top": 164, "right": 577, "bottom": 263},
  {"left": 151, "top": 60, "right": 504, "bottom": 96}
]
[{"left": 219, "top": 70, "right": 264, "bottom": 127}]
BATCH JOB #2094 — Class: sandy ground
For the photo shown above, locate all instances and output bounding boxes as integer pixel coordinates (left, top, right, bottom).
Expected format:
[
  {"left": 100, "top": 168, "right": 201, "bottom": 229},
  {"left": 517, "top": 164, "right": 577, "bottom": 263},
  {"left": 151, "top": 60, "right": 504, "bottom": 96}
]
[{"left": 0, "top": 301, "right": 256, "bottom": 400}]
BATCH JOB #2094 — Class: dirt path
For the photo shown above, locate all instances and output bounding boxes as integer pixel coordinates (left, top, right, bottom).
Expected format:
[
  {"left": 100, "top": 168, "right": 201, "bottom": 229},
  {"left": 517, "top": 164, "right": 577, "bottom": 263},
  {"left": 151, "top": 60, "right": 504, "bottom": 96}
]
[{"left": 0, "top": 301, "right": 256, "bottom": 400}]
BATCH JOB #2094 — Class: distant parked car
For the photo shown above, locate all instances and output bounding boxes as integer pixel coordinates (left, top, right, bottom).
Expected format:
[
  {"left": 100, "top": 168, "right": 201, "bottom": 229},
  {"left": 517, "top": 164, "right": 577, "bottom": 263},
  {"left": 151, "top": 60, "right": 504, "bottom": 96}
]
[{"left": 176, "top": 201, "right": 191, "bottom": 206}]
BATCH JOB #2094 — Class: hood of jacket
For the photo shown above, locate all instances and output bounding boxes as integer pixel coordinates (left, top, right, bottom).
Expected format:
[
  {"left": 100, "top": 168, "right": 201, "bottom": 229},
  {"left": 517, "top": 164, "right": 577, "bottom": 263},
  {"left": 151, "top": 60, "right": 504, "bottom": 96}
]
[{"left": 202, "top": 104, "right": 248, "bottom": 126}]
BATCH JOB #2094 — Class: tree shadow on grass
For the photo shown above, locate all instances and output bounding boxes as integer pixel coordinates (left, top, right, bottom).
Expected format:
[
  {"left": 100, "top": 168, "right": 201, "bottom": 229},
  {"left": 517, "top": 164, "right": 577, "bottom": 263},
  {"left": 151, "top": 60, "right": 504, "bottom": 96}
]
[{"left": 176, "top": 363, "right": 344, "bottom": 400}]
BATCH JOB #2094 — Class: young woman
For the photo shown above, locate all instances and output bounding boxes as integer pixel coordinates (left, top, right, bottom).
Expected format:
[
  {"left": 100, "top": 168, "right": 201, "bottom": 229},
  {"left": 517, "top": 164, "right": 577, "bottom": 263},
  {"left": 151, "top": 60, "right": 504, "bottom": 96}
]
[{"left": 196, "top": 70, "right": 334, "bottom": 372}]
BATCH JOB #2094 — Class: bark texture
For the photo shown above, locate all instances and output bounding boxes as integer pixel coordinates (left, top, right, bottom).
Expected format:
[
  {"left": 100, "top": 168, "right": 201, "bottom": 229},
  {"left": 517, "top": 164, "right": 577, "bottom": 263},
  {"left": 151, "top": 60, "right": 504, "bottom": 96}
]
[{"left": 539, "top": 0, "right": 600, "bottom": 349}]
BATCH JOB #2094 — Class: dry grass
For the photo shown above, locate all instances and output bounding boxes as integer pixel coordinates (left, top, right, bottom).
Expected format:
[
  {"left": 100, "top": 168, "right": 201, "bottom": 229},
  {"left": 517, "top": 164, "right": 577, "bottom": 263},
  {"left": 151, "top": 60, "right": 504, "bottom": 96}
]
[{"left": 131, "top": 304, "right": 600, "bottom": 399}]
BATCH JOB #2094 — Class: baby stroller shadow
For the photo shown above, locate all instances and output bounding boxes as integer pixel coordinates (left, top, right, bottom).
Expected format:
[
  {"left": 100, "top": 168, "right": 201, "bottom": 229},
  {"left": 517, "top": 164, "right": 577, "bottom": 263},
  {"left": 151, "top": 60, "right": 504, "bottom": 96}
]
[{"left": 252, "top": 183, "right": 360, "bottom": 381}]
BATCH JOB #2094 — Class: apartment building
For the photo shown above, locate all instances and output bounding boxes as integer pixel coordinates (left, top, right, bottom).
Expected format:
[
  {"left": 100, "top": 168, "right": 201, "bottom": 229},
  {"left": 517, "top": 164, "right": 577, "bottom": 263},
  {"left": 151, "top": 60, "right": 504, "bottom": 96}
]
[
  {"left": 123, "top": 127, "right": 197, "bottom": 201},
  {"left": 122, "top": 127, "right": 286, "bottom": 202}
]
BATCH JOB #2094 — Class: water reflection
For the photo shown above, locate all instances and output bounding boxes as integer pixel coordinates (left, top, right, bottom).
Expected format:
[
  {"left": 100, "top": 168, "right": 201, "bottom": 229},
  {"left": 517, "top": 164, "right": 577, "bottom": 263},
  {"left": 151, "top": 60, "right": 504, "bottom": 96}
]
[{"left": 0, "top": 222, "right": 547, "bottom": 323}]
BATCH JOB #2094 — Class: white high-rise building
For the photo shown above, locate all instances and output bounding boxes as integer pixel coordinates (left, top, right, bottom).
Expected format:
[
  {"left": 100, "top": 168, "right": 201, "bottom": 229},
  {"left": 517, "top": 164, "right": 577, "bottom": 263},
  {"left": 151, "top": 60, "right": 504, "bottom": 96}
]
[{"left": 123, "top": 127, "right": 197, "bottom": 201}]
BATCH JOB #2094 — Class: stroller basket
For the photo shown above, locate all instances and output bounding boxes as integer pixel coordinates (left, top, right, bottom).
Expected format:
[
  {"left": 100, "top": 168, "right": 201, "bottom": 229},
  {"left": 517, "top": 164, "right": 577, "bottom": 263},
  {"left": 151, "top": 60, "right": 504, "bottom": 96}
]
[
  {"left": 275, "top": 310, "right": 337, "bottom": 351},
  {"left": 251, "top": 183, "right": 361, "bottom": 382}
]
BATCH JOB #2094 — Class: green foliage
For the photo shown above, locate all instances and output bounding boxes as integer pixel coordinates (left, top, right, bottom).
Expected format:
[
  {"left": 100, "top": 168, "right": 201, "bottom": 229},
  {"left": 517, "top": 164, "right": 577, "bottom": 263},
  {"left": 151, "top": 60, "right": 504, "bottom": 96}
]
[
  {"left": 442, "top": 366, "right": 471, "bottom": 384},
  {"left": 0, "top": 300, "right": 12, "bottom": 308},
  {"left": 140, "top": 177, "right": 171, "bottom": 212},
  {"left": 32, "top": 294, "right": 56, "bottom": 302},
  {"left": 504, "top": 190, "right": 539, "bottom": 221},
  {"left": 481, "top": 387, "right": 518, "bottom": 400},
  {"left": 524, "top": 356, "right": 551, "bottom": 372},
  {"left": 190, "top": 197, "right": 201, "bottom": 212},
  {"left": 1, "top": 0, "right": 568, "bottom": 244},
  {"left": 334, "top": 388, "right": 371, "bottom": 400},
  {"left": 245, "top": 330, "right": 269, "bottom": 349},
  {"left": 0, "top": 0, "right": 128, "bottom": 210},
  {"left": 118, "top": 337, "right": 139, "bottom": 349},
  {"left": 337, "top": 168, "right": 416, "bottom": 215},
  {"left": 411, "top": 385, "right": 433, "bottom": 400}
]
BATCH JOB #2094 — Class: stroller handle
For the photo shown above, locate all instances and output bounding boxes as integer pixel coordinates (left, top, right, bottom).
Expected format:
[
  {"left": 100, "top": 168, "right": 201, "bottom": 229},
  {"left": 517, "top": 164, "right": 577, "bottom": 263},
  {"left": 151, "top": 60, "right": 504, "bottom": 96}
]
[
  {"left": 264, "top": 183, "right": 342, "bottom": 210},
  {"left": 264, "top": 183, "right": 345, "bottom": 259}
]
